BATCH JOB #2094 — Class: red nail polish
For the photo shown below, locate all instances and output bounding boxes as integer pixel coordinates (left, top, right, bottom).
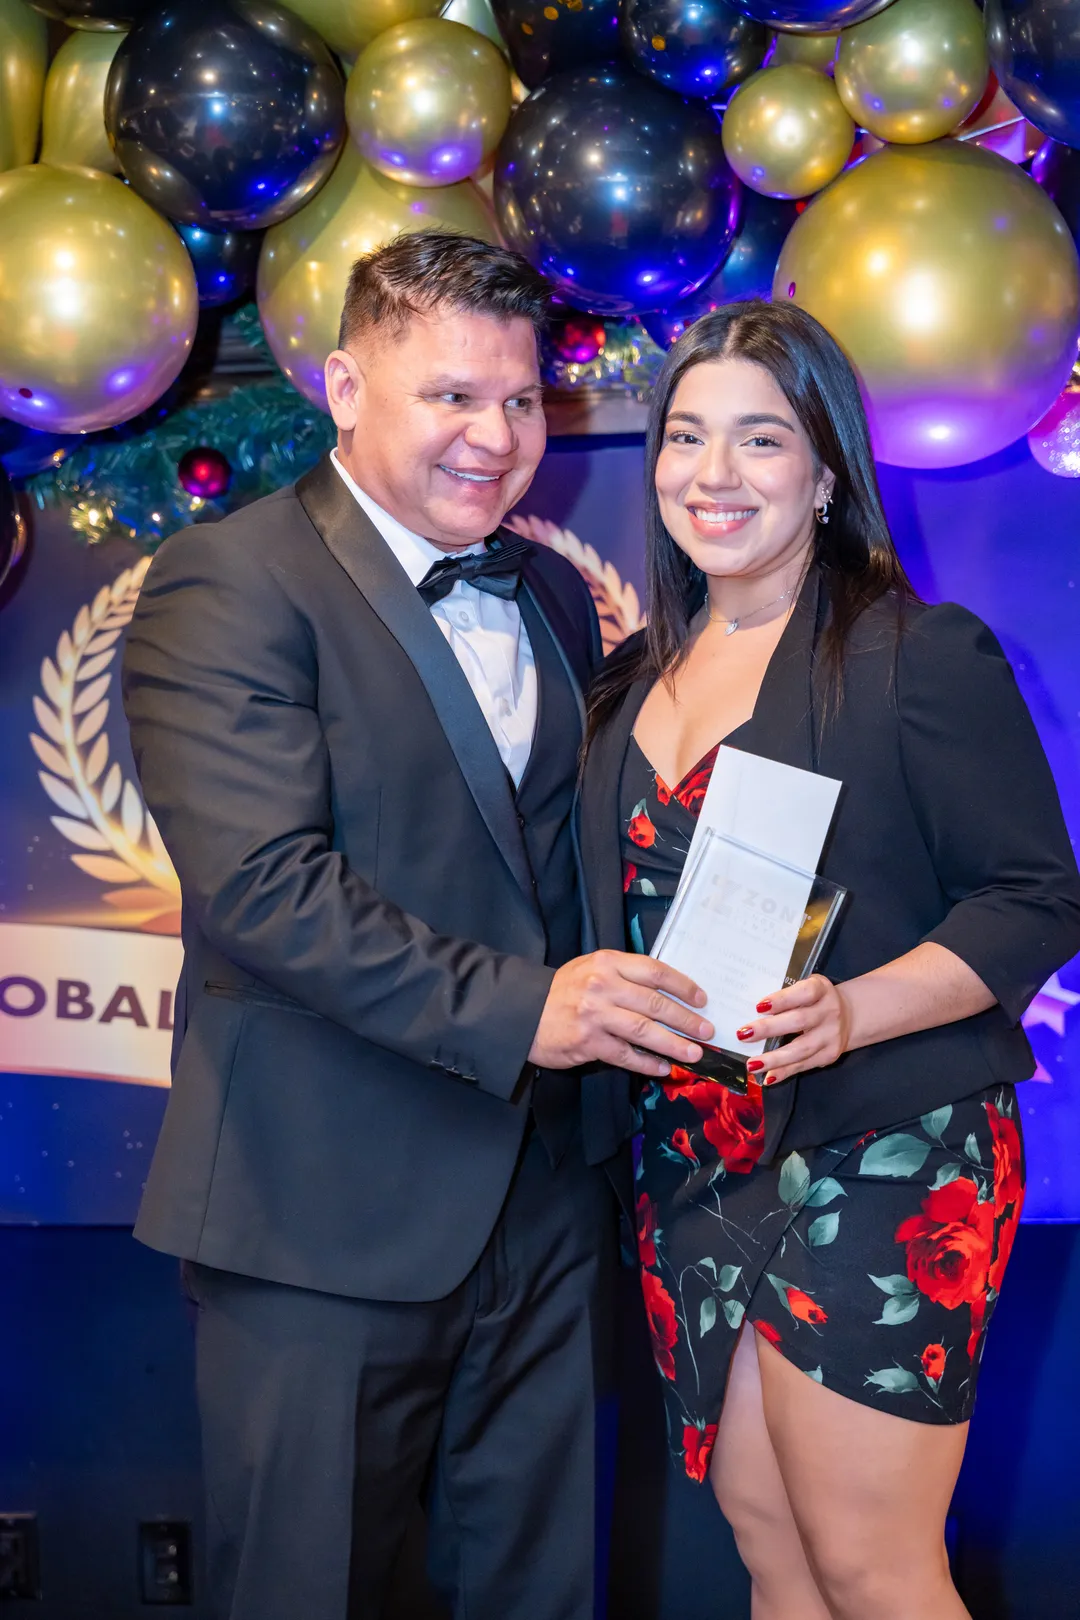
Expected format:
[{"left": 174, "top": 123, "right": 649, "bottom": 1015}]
[
  {"left": 736, "top": 1025, "right": 754, "bottom": 1041},
  {"left": 746, "top": 1059, "right": 765, "bottom": 1073},
  {"left": 756, "top": 1000, "right": 772, "bottom": 1014}
]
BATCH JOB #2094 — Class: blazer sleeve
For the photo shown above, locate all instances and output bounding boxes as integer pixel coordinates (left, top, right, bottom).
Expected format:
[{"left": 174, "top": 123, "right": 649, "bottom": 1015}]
[
  {"left": 897, "top": 601, "right": 1080, "bottom": 1023},
  {"left": 121, "top": 520, "right": 554, "bottom": 1101}
]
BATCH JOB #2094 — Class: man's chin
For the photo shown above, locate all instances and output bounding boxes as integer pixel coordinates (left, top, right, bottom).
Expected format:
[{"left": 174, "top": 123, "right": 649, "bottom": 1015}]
[{"left": 427, "top": 489, "right": 518, "bottom": 544}]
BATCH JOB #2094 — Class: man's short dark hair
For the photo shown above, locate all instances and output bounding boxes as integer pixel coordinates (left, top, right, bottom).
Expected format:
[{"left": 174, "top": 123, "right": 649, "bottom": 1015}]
[{"left": 337, "top": 231, "right": 552, "bottom": 351}]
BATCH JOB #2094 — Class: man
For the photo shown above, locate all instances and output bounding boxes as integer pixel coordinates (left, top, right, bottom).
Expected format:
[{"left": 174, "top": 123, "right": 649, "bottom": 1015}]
[{"left": 123, "top": 231, "right": 710, "bottom": 1620}]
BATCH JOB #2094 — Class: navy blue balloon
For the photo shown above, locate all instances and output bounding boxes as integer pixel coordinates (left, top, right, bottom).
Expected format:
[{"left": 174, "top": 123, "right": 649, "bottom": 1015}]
[
  {"left": 0, "top": 419, "right": 75, "bottom": 479},
  {"left": 495, "top": 63, "right": 740, "bottom": 316},
  {"left": 491, "top": 0, "right": 621, "bottom": 90},
  {"left": 986, "top": 0, "right": 1080, "bottom": 149},
  {"left": 104, "top": 0, "right": 346, "bottom": 230},
  {"left": 177, "top": 223, "right": 263, "bottom": 307},
  {"left": 623, "top": 0, "right": 766, "bottom": 99},
  {"left": 733, "top": 0, "right": 893, "bottom": 26},
  {"left": 642, "top": 190, "right": 797, "bottom": 346}
]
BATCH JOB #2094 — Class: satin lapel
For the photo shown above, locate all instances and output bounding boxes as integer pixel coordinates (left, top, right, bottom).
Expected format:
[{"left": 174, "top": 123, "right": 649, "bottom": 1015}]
[
  {"left": 295, "top": 457, "right": 539, "bottom": 911},
  {"left": 579, "top": 676, "right": 650, "bottom": 951}
]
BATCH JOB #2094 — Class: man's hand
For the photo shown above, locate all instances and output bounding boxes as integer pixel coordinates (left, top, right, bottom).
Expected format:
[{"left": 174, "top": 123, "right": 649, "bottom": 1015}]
[{"left": 529, "top": 951, "right": 712, "bottom": 1076}]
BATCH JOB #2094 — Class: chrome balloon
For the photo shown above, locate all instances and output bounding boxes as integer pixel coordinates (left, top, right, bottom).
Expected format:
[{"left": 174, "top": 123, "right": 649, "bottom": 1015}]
[
  {"left": 622, "top": 0, "right": 767, "bottom": 101},
  {"left": 985, "top": 0, "right": 1080, "bottom": 150},
  {"left": 835, "top": 0, "right": 988, "bottom": 145},
  {"left": 40, "top": 28, "right": 123, "bottom": 172},
  {"left": 490, "top": 0, "right": 621, "bottom": 90},
  {"left": 177, "top": 223, "right": 263, "bottom": 307},
  {"left": 104, "top": 0, "right": 346, "bottom": 230},
  {"left": 643, "top": 190, "right": 797, "bottom": 346},
  {"left": 735, "top": 0, "right": 894, "bottom": 29},
  {"left": 0, "top": 0, "right": 46, "bottom": 171},
  {"left": 495, "top": 62, "right": 740, "bottom": 315}
]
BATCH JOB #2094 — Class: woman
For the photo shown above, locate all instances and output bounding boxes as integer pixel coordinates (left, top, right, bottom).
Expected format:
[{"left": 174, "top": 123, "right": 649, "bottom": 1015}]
[{"left": 580, "top": 301, "right": 1080, "bottom": 1620}]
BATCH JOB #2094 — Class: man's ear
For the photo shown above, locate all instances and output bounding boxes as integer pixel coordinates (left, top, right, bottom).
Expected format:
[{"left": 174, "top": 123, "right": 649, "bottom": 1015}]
[{"left": 325, "top": 348, "right": 364, "bottom": 431}]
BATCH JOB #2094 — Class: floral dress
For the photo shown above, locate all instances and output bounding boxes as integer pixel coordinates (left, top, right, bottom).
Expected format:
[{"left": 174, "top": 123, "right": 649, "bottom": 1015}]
[{"left": 622, "top": 736, "right": 1026, "bottom": 1484}]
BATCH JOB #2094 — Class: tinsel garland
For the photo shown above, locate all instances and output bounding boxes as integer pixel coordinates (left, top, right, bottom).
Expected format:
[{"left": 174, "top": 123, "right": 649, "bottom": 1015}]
[{"left": 543, "top": 319, "right": 665, "bottom": 395}]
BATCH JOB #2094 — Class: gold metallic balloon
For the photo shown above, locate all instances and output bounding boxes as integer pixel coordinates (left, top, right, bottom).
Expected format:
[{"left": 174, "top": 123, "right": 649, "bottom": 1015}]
[
  {"left": 774, "top": 139, "right": 1080, "bottom": 468},
  {"left": 0, "top": 163, "right": 198, "bottom": 432},
  {"left": 722, "top": 63, "right": 854, "bottom": 199},
  {"left": 0, "top": 0, "right": 46, "bottom": 172},
  {"left": 440, "top": 0, "right": 508, "bottom": 57},
  {"left": 835, "top": 0, "right": 987, "bottom": 145},
  {"left": 277, "top": 0, "right": 442, "bottom": 59},
  {"left": 258, "top": 142, "right": 498, "bottom": 408},
  {"left": 346, "top": 18, "right": 511, "bottom": 187},
  {"left": 769, "top": 29, "right": 837, "bottom": 73},
  {"left": 40, "top": 29, "right": 124, "bottom": 173}
]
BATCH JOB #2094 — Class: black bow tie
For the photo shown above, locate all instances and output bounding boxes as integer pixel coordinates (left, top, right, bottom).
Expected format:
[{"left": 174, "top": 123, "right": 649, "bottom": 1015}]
[{"left": 416, "top": 535, "right": 531, "bottom": 607}]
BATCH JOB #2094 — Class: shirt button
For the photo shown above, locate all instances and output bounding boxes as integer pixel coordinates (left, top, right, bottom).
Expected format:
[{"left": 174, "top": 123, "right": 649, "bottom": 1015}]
[
  {"left": 455, "top": 608, "right": 472, "bottom": 628},
  {"left": 497, "top": 698, "right": 512, "bottom": 719}
]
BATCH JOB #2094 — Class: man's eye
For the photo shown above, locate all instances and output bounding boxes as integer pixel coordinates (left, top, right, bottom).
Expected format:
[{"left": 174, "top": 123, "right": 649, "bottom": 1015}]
[{"left": 437, "top": 392, "right": 468, "bottom": 405}]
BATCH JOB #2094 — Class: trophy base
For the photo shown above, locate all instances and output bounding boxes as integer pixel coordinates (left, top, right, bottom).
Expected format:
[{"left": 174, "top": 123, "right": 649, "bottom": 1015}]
[{"left": 672, "top": 1043, "right": 752, "bottom": 1096}]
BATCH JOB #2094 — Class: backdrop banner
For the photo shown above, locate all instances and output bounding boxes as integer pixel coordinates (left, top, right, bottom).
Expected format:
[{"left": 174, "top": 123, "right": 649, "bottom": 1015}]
[{"left": 1, "top": 436, "right": 1078, "bottom": 1222}]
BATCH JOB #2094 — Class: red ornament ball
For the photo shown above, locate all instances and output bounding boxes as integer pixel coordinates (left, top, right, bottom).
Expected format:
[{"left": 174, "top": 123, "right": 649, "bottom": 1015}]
[
  {"left": 552, "top": 318, "right": 607, "bottom": 365},
  {"left": 178, "top": 445, "right": 232, "bottom": 499}
]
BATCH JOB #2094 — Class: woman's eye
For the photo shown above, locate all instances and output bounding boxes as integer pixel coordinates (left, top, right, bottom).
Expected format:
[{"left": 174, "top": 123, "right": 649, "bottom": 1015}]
[
  {"left": 666, "top": 430, "right": 702, "bottom": 445},
  {"left": 746, "top": 434, "right": 781, "bottom": 449}
]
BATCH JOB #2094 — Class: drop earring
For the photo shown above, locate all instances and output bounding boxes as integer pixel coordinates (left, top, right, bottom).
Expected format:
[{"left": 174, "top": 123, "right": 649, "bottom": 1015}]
[{"left": 815, "top": 492, "right": 832, "bottom": 525}]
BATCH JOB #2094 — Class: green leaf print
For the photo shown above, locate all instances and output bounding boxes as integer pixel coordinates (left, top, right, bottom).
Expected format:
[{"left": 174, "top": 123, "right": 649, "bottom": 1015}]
[
  {"left": 700, "top": 1297, "right": 717, "bottom": 1336},
  {"left": 874, "top": 1294, "right": 920, "bottom": 1327},
  {"left": 964, "top": 1132, "right": 983, "bottom": 1165},
  {"left": 921, "top": 1105, "right": 953, "bottom": 1141},
  {"left": 765, "top": 1273, "right": 796, "bottom": 1315},
  {"left": 869, "top": 1273, "right": 917, "bottom": 1297},
  {"left": 806, "top": 1366, "right": 823, "bottom": 1384},
  {"left": 718, "top": 1264, "right": 742, "bottom": 1292},
  {"left": 808, "top": 1212, "right": 840, "bottom": 1247},
  {"left": 723, "top": 1298, "right": 746, "bottom": 1329},
  {"left": 858, "top": 1133, "right": 932, "bottom": 1178},
  {"left": 629, "top": 914, "right": 646, "bottom": 955},
  {"left": 930, "top": 1162, "right": 963, "bottom": 1191},
  {"left": 805, "top": 1176, "right": 846, "bottom": 1208},
  {"left": 698, "top": 1256, "right": 717, "bottom": 1277},
  {"left": 639, "top": 878, "right": 658, "bottom": 897},
  {"left": 778, "top": 1151, "right": 811, "bottom": 1209},
  {"left": 865, "top": 1367, "right": 920, "bottom": 1394}
]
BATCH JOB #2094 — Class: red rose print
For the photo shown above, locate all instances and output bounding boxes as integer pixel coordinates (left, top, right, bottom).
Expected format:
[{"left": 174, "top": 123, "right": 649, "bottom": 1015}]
[
  {"left": 895, "top": 1177, "right": 995, "bottom": 1311},
  {"left": 675, "top": 745, "right": 720, "bottom": 817},
  {"left": 628, "top": 810, "right": 656, "bottom": 849},
  {"left": 672, "top": 1126, "right": 698, "bottom": 1164},
  {"left": 655, "top": 775, "right": 673, "bottom": 807},
  {"left": 637, "top": 1193, "right": 658, "bottom": 1270},
  {"left": 683, "top": 1423, "right": 719, "bottom": 1483},
  {"left": 920, "top": 1343, "right": 947, "bottom": 1383},
  {"left": 700, "top": 1085, "right": 766, "bottom": 1176},
  {"left": 989, "top": 1197, "right": 1022, "bottom": 1295},
  {"left": 623, "top": 862, "right": 638, "bottom": 893},
  {"left": 967, "top": 1290, "right": 987, "bottom": 1360},
  {"left": 641, "top": 1270, "right": 678, "bottom": 1380},
  {"left": 753, "top": 1319, "right": 783, "bottom": 1349},
  {"left": 985, "top": 1101, "right": 1024, "bottom": 1216},
  {"left": 786, "top": 1286, "right": 828, "bottom": 1326},
  {"left": 661, "top": 1066, "right": 710, "bottom": 1098}
]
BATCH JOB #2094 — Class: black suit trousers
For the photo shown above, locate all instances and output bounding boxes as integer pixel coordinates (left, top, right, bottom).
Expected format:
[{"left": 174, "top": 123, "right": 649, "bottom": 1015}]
[{"left": 185, "top": 1132, "right": 615, "bottom": 1620}]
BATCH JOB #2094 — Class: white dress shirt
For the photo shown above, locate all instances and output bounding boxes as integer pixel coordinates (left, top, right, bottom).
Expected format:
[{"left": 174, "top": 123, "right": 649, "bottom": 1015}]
[{"left": 330, "top": 451, "right": 537, "bottom": 786}]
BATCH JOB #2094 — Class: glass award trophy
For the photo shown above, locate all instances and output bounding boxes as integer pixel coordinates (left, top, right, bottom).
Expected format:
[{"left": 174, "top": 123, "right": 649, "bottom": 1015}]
[{"left": 651, "top": 829, "right": 847, "bottom": 1095}]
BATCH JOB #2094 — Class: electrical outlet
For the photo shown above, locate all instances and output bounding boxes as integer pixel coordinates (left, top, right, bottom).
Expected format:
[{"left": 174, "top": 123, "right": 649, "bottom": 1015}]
[
  {"left": 138, "top": 1520, "right": 193, "bottom": 1605},
  {"left": 0, "top": 1513, "right": 40, "bottom": 1601}
]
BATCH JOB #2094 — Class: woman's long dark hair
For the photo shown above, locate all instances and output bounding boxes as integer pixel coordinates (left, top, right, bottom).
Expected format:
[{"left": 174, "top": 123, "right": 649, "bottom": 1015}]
[{"left": 587, "top": 299, "right": 917, "bottom": 739}]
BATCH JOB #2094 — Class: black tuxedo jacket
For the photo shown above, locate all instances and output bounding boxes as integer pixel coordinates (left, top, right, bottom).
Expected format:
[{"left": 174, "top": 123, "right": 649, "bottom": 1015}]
[
  {"left": 580, "top": 567, "right": 1080, "bottom": 1160},
  {"left": 122, "top": 455, "right": 610, "bottom": 1303}
]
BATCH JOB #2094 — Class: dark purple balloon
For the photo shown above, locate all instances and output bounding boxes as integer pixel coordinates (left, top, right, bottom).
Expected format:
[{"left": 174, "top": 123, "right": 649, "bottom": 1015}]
[
  {"left": 642, "top": 190, "right": 797, "bottom": 347},
  {"left": 177, "top": 223, "right": 263, "bottom": 308},
  {"left": 491, "top": 0, "right": 621, "bottom": 90},
  {"left": 623, "top": 0, "right": 766, "bottom": 100},
  {"left": 986, "top": 0, "right": 1080, "bottom": 149},
  {"left": 733, "top": 0, "right": 893, "bottom": 26},
  {"left": 495, "top": 62, "right": 741, "bottom": 316}
]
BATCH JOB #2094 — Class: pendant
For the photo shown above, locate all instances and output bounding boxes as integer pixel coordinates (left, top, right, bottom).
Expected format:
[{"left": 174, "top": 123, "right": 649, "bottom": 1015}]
[{"left": 725, "top": 620, "right": 738, "bottom": 636}]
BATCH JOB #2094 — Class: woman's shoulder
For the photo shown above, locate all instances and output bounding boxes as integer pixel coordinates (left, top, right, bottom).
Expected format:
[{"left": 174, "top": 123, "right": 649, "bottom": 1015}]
[{"left": 847, "top": 592, "right": 1004, "bottom": 667}]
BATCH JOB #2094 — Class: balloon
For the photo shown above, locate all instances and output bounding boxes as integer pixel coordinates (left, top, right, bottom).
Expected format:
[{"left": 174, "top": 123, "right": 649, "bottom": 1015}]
[
  {"left": 0, "top": 0, "right": 46, "bottom": 172},
  {"left": 643, "top": 189, "right": 797, "bottom": 346},
  {"left": 622, "top": 0, "right": 766, "bottom": 101},
  {"left": 0, "top": 462, "right": 26, "bottom": 595},
  {"left": 277, "top": 0, "right": 442, "bottom": 58},
  {"left": 0, "top": 164, "right": 199, "bottom": 433},
  {"left": 551, "top": 316, "right": 607, "bottom": 362},
  {"left": 1033, "top": 139, "right": 1080, "bottom": 246},
  {"left": 835, "top": 0, "right": 988, "bottom": 144},
  {"left": 735, "top": 0, "right": 894, "bottom": 28},
  {"left": 767, "top": 28, "right": 836, "bottom": 70},
  {"left": 177, "top": 223, "right": 263, "bottom": 307},
  {"left": 27, "top": 0, "right": 153, "bottom": 27},
  {"left": 495, "top": 63, "right": 740, "bottom": 315},
  {"left": 40, "top": 29, "right": 123, "bottom": 172},
  {"left": 258, "top": 143, "right": 498, "bottom": 407},
  {"left": 0, "top": 418, "right": 75, "bottom": 477},
  {"left": 490, "top": 0, "right": 621, "bottom": 91},
  {"left": 775, "top": 139, "right": 1080, "bottom": 467},
  {"left": 722, "top": 63, "right": 854, "bottom": 198},
  {"left": 1028, "top": 387, "right": 1080, "bottom": 475},
  {"left": 178, "top": 445, "right": 232, "bottom": 496},
  {"left": 439, "top": 0, "right": 508, "bottom": 54},
  {"left": 985, "top": 0, "right": 1080, "bottom": 150},
  {"left": 346, "top": 19, "right": 511, "bottom": 187},
  {"left": 104, "top": 0, "right": 346, "bottom": 230}
]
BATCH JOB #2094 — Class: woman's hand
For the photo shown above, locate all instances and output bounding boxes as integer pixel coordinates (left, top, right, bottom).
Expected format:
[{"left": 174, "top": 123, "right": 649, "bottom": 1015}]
[{"left": 736, "top": 974, "right": 852, "bottom": 1086}]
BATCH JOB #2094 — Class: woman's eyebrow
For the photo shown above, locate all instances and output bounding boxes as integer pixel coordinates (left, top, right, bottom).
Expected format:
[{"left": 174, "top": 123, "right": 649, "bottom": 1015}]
[{"left": 735, "top": 412, "right": 796, "bottom": 432}]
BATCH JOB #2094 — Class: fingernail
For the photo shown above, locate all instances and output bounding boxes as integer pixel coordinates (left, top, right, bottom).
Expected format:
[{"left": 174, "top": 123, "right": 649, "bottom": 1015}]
[
  {"left": 694, "top": 989, "right": 708, "bottom": 1006},
  {"left": 746, "top": 1059, "right": 765, "bottom": 1073},
  {"left": 756, "top": 1000, "right": 772, "bottom": 1014},
  {"left": 764, "top": 1072, "right": 778, "bottom": 1086},
  {"left": 736, "top": 1025, "right": 754, "bottom": 1041}
]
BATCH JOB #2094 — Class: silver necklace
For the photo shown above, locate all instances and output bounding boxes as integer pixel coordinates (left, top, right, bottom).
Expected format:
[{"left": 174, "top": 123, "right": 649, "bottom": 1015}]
[{"left": 707, "top": 586, "right": 795, "bottom": 637}]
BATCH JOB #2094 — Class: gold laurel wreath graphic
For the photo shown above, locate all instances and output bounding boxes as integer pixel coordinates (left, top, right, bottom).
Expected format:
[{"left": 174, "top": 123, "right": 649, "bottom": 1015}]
[
  {"left": 504, "top": 515, "right": 645, "bottom": 654},
  {"left": 30, "top": 559, "right": 182, "bottom": 935}
]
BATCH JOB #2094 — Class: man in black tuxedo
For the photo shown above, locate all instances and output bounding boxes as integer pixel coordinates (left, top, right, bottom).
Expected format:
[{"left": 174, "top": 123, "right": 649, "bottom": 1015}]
[{"left": 123, "top": 232, "right": 710, "bottom": 1620}]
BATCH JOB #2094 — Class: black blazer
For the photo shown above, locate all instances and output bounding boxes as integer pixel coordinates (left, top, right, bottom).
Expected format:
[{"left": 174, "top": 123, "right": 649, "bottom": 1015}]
[
  {"left": 580, "top": 567, "right": 1080, "bottom": 1160},
  {"left": 122, "top": 455, "right": 606, "bottom": 1303}
]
